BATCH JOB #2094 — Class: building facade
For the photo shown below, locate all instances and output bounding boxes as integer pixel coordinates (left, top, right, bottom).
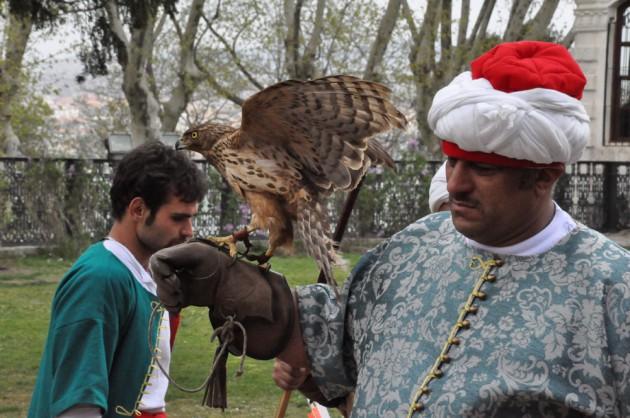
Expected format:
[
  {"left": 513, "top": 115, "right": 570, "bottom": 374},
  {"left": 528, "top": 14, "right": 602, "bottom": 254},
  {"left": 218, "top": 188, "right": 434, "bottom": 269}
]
[{"left": 574, "top": 0, "right": 630, "bottom": 160}]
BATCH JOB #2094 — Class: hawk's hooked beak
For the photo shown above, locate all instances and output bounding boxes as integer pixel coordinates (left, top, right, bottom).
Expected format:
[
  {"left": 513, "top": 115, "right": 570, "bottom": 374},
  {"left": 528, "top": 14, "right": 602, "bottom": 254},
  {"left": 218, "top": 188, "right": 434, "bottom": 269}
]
[{"left": 175, "top": 140, "right": 187, "bottom": 151}]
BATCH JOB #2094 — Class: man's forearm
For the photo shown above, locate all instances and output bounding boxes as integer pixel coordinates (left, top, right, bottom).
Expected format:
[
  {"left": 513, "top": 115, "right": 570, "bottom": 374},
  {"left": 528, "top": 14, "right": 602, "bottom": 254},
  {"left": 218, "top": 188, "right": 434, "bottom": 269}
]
[
  {"left": 276, "top": 291, "right": 309, "bottom": 369},
  {"left": 275, "top": 291, "right": 347, "bottom": 406}
]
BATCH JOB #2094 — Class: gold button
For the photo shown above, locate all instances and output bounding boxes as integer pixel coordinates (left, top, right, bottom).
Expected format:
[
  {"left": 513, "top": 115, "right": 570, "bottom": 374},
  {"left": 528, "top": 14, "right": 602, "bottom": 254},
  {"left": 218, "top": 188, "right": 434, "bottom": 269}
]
[
  {"left": 485, "top": 274, "right": 496, "bottom": 282},
  {"left": 413, "top": 402, "right": 424, "bottom": 411},
  {"left": 433, "top": 369, "right": 443, "bottom": 378},
  {"left": 466, "top": 305, "right": 478, "bottom": 314},
  {"left": 494, "top": 259, "right": 504, "bottom": 267},
  {"left": 458, "top": 320, "right": 470, "bottom": 329},
  {"left": 440, "top": 354, "right": 451, "bottom": 363},
  {"left": 420, "top": 387, "right": 431, "bottom": 395},
  {"left": 473, "top": 291, "right": 486, "bottom": 300},
  {"left": 449, "top": 337, "right": 461, "bottom": 345}
]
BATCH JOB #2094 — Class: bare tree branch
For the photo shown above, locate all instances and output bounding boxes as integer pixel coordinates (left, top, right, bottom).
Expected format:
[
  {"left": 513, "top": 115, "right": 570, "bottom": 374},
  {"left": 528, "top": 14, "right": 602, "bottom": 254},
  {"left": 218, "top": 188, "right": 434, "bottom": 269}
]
[
  {"left": 562, "top": 28, "right": 575, "bottom": 48},
  {"left": 322, "top": 0, "right": 351, "bottom": 74},
  {"left": 104, "top": 0, "right": 128, "bottom": 47},
  {"left": 457, "top": 0, "right": 469, "bottom": 47},
  {"left": 284, "top": 0, "right": 302, "bottom": 78},
  {"left": 524, "top": 0, "right": 560, "bottom": 40},
  {"left": 468, "top": 0, "right": 494, "bottom": 46},
  {"left": 364, "top": 0, "right": 401, "bottom": 81},
  {"left": 476, "top": 0, "right": 496, "bottom": 44},
  {"left": 439, "top": 0, "right": 452, "bottom": 68},
  {"left": 202, "top": 11, "right": 264, "bottom": 89},
  {"left": 161, "top": 0, "right": 207, "bottom": 131},
  {"left": 401, "top": 0, "right": 420, "bottom": 65},
  {"left": 299, "top": 0, "right": 326, "bottom": 79},
  {"left": 196, "top": 60, "right": 245, "bottom": 106},
  {"left": 503, "top": 0, "right": 530, "bottom": 41}
]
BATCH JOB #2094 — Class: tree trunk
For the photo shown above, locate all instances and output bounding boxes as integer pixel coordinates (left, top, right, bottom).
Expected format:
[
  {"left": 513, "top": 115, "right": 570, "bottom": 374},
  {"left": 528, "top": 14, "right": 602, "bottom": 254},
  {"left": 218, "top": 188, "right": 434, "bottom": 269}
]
[
  {"left": 298, "top": 0, "right": 326, "bottom": 79},
  {"left": 524, "top": 0, "right": 561, "bottom": 40},
  {"left": 125, "top": 25, "right": 162, "bottom": 145},
  {"left": 161, "top": 0, "right": 206, "bottom": 132},
  {"left": 503, "top": 0, "right": 530, "bottom": 41},
  {"left": 364, "top": 0, "right": 402, "bottom": 82},
  {"left": 408, "top": 0, "right": 441, "bottom": 153},
  {"left": 0, "top": 7, "right": 32, "bottom": 156},
  {"left": 402, "top": 0, "right": 564, "bottom": 152},
  {"left": 105, "top": 0, "right": 162, "bottom": 146},
  {"left": 284, "top": 0, "right": 303, "bottom": 79}
]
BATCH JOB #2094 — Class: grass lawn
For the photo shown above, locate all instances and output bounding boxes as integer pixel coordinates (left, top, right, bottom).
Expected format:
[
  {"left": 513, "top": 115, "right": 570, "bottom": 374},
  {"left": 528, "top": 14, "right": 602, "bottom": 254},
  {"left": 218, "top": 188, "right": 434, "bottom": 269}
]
[{"left": 0, "top": 252, "right": 361, "bottom": 418}]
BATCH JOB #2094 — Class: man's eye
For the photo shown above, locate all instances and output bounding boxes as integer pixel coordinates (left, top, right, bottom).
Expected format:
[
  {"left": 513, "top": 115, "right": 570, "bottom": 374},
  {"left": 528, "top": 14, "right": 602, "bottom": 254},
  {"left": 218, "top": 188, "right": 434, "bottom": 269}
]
[{"left": 471, "top": 163, "right": 500, "bottom": 174}]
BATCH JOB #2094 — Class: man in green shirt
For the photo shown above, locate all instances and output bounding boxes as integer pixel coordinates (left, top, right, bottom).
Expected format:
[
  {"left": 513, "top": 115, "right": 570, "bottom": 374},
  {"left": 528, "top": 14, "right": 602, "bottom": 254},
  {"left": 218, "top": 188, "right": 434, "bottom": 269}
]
[{"left": 29, "top": 142, "right": 208, "bottom": 418}]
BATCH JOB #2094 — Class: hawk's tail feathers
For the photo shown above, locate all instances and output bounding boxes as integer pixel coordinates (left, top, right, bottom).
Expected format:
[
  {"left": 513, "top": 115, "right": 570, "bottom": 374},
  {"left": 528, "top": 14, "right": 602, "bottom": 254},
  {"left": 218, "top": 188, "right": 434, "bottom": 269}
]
[{"left": 297, "top": 196, "right": 344, "bottom": 291}]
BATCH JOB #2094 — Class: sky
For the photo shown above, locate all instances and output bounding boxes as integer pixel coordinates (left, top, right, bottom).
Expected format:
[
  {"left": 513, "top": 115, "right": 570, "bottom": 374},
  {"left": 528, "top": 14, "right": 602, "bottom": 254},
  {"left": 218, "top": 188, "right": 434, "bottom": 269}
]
[
  {"left": 29, "top": 0, "right": 576, "bottom": 98},
  {"left": 30, "top": 25, "right": 89, "bottom": 96}
]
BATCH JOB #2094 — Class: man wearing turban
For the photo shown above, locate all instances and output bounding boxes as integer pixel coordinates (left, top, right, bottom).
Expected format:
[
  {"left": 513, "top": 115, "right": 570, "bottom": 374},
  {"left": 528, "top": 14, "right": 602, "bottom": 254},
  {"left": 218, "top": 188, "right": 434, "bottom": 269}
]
[{"left": 150, "top": 41, "right": 630, "bottom": 417}]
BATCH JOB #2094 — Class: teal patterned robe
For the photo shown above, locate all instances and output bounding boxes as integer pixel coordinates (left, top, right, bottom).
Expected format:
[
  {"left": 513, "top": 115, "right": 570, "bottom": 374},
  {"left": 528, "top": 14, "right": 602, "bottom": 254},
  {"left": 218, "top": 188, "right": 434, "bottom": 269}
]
[{"left": 297, "top": 212, "right": 630, "bottom": 417}]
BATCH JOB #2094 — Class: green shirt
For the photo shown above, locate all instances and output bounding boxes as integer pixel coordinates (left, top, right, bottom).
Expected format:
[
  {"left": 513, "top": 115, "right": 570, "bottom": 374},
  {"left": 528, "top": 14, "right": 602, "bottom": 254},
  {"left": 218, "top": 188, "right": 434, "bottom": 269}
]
[{"left": 29, "top": 242, "right": 160, "bottom": 417}]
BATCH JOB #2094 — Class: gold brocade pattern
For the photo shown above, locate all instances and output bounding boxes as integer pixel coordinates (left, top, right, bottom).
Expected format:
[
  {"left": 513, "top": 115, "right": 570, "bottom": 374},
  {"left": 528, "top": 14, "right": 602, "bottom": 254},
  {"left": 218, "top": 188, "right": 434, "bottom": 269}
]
[{"left": 406, "top": 256, "right": 503, "bottom": 417}]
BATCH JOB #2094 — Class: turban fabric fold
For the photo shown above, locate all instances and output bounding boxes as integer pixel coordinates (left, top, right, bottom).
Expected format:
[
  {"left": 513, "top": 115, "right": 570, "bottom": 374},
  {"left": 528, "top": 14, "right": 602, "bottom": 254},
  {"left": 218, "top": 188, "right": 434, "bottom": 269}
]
[
  {"left": 429, "top": 161, "right": 448, "bottom": 212},
  {"left": 428, "top": 41, "right": 591, "bottom": 167}
]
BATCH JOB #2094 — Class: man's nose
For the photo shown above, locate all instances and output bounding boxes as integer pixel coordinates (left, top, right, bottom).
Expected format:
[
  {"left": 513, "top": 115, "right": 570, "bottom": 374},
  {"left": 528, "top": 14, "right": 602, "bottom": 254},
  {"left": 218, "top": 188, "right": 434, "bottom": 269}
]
[
  {"left": 182, "top": 219, "right": 194, "bottom": 238},
  {"left": 446, "top": 161, "right": 473, "bottom": 195}
]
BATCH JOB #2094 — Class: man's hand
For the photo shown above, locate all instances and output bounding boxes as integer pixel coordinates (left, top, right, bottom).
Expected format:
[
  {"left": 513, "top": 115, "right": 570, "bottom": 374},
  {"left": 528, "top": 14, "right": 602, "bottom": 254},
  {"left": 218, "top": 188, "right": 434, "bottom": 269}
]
[
  {"left": 149, "top": 241, "right": 224, "bottom": 311},
  {"left": 273, "top": 359, "right": 309, "bottom": 390}
]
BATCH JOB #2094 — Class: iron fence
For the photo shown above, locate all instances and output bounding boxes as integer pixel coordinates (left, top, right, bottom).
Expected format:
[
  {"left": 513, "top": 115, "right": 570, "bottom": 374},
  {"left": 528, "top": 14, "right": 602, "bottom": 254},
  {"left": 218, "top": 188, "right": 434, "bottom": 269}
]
[{"left": 0, "top": 158, "right": 628, "bottom": 247}]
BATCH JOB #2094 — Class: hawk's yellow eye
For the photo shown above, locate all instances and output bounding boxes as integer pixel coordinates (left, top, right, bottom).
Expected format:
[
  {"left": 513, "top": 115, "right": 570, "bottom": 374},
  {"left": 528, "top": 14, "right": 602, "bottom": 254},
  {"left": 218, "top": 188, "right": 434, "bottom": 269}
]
[{"left": 191, "top": 131, "right": 198, "bottom": 139}]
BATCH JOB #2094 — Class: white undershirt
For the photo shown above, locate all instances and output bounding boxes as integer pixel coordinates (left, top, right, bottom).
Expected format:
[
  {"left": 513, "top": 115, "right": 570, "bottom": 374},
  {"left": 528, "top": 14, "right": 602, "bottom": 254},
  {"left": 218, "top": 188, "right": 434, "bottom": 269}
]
[{"left": 464, "top": 202, "right": 576, "bottom": 256}]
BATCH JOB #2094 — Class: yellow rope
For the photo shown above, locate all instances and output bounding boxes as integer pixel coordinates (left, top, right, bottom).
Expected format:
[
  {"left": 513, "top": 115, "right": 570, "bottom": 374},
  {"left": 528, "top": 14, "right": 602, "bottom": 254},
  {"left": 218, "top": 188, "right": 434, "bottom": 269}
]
[
  {"left": 406, "top": 256, "right": 502, "bottom": 417},
  {"left": 115, "top": 301, "right": 164, "bottom": 416}
]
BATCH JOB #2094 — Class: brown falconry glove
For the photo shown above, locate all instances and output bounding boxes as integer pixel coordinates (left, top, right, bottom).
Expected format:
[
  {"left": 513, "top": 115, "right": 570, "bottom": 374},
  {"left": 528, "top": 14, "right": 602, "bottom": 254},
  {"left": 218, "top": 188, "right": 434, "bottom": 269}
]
[{"left": 149, "top": 240, "right": 295, "bottom": 407}]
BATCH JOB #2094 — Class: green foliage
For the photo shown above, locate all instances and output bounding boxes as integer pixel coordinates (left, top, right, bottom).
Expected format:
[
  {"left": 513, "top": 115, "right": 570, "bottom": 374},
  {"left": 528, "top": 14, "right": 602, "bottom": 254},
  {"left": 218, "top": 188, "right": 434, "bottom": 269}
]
[
  {"left": 0, "top": 36, "right": 54, "bottom": 157},
  {"left": 18, "top": 160, "right": 111, "bottom": 258},
  {"left": 74, "top": 0, "right": 179, "bottom": 76},
  {"left": 7, "top": 0, "right": 63, "bottom": 28},
  {"left": 9, "top": 89, "right": 54, "bottom": 155},
  {"left": 0, "top": 170, "right": 13, "bottom": 229}
]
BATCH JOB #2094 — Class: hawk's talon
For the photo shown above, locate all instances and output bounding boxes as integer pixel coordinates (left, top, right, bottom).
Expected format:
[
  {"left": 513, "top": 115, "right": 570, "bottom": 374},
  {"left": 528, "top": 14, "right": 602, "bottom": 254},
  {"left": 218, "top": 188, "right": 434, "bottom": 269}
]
[{"left": 205, "top": 235, "right": 239, "bottom": 258}]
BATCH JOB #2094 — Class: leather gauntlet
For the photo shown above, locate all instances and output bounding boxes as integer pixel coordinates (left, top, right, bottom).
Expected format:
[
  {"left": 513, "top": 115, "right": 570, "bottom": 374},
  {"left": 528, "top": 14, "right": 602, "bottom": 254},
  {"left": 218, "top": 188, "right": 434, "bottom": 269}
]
[{"left": 149, "top": 240, "right": 295, "bottom": 360}]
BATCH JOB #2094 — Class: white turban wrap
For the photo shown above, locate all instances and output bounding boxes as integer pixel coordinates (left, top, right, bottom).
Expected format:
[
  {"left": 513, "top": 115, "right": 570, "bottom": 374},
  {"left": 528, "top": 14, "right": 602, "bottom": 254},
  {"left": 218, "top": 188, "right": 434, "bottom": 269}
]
[
  {"left": 427, "top": 71, "right": 591, "bottom": 165},
  {"left": 428, "top": 161, "right": 448, "bottom": 212}
]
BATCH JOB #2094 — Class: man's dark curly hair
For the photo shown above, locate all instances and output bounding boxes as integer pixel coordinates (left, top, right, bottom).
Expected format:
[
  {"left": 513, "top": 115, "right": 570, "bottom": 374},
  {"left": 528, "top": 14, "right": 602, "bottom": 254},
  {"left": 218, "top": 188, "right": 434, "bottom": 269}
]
[{"left": 110, "top": 142, "right": 208, "bottom": 221}]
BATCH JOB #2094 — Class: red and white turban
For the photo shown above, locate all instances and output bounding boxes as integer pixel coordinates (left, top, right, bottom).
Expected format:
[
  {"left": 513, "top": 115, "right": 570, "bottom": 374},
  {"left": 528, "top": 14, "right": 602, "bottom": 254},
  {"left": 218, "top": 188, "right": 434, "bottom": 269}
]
[{"left": 427, "top": 41, "right": 591, "bottom": 168}]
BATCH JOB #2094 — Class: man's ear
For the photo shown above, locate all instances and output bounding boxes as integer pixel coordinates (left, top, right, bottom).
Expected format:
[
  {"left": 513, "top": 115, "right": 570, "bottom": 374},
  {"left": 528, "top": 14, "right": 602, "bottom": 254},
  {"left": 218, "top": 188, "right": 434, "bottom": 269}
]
[
  {"left": 534, "top": 166, "right": 565, "bottom": 197},
  {"left": 128, "top": 197, "right": 148, "bottom": 221}
]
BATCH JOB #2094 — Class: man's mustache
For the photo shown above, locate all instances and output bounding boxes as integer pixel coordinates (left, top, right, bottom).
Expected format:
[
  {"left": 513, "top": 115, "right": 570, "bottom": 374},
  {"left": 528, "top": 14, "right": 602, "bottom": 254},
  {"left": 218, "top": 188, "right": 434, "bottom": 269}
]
[{"left": 449, "top": 193, "right": 479, "bottom": 208}]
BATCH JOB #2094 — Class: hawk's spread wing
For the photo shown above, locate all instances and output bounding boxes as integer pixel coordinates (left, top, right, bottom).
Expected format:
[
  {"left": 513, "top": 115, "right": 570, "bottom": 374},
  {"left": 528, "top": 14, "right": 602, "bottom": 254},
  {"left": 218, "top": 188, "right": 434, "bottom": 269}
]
[{"left": 239, "top": 75, "right": 407, "bottom": 191}]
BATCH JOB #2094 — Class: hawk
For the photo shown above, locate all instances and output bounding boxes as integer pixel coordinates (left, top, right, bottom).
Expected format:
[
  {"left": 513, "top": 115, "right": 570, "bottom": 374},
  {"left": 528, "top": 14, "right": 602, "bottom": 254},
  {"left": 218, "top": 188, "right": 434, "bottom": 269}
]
[{"left": 177, "top": 75, "right": 407, "bottom": 286}]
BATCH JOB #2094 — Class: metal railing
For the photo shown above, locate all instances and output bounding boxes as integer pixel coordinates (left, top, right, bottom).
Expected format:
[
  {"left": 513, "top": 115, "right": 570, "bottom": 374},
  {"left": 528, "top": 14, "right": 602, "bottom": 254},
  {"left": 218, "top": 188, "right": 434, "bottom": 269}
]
[{"left": 1, "top": 158, "right": 628, "bottom": 247}]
